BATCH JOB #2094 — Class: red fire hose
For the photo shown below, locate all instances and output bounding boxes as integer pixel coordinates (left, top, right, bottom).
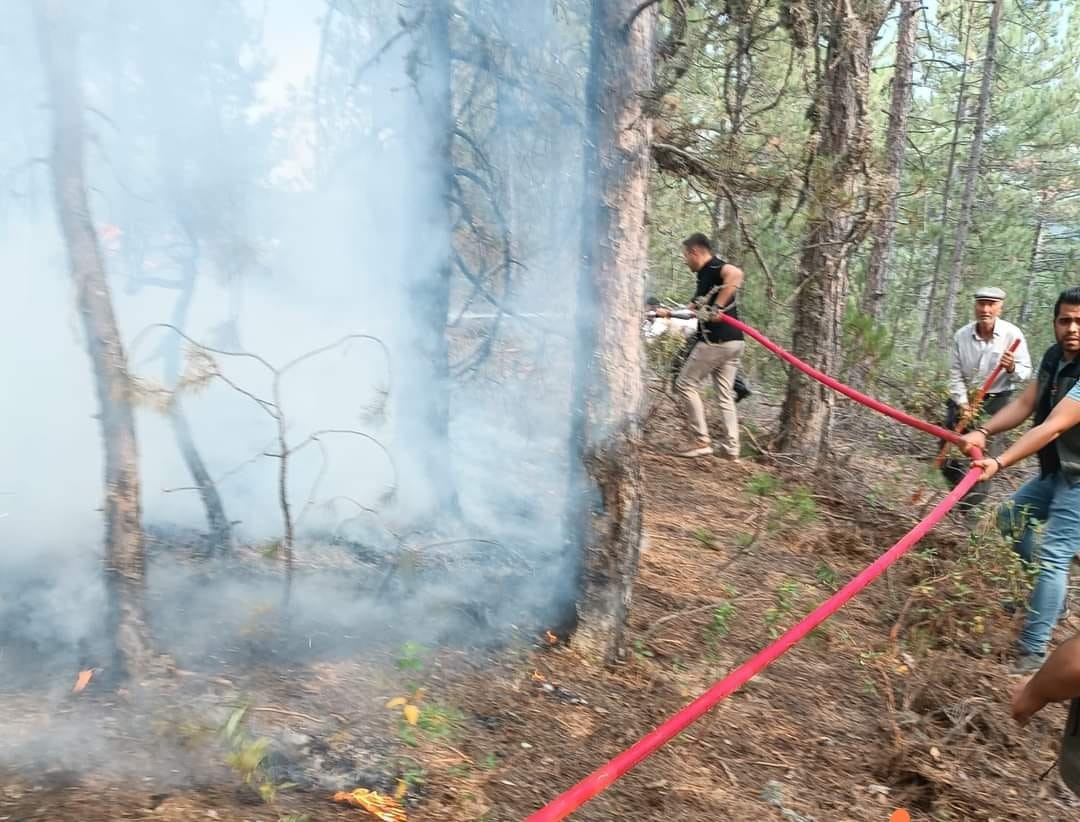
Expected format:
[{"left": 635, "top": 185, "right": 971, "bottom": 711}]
[
  {"left": 933, "top": 337, "right": 1022, "bottom": 468},
  {"left": 525, "top": 315, "right": 985, "bottom": 821}
]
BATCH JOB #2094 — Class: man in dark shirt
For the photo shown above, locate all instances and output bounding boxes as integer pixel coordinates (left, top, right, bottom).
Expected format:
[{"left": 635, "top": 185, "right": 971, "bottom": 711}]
[
  {"left": 655, "top": 233, "right": 745, "bottom": 458},
  {"left": 962, "top": 287, "right": 1080, "bottom": 674}
]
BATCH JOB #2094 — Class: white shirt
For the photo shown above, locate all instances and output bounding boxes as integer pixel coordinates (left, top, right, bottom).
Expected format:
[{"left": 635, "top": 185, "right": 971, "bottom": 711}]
[
  {"left": 948, "top": 318, "right": 1032, "bottom": 405},
  {"left": 645, "top": 317, "right": 697, "bottom": 339}
]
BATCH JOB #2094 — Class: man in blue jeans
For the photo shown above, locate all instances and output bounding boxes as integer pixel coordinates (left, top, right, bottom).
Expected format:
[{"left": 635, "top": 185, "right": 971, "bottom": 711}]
[{"left": 962, "top": 286, "right": 1080, "bottom": 674}]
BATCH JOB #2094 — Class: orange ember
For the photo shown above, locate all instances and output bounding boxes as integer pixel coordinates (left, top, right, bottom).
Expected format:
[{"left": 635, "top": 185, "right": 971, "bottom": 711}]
[
  {"left": 332, "top": 788, "right": 407, "bottom": 821},
  {"left": 531, "top": 671, "right": 546, "bottom": 682},
  {"left": 73, "top": 669, "right": 94, "bottom": 693}
]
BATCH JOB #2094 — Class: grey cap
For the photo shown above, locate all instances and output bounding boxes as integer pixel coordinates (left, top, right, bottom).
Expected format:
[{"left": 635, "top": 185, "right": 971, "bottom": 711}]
[{"left": 974, "top": 286, "right": 1006, "bottom": 301}]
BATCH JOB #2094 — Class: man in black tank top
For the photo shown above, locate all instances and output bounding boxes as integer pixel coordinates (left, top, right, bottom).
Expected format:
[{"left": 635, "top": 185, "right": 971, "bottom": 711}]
[{"left": 656, "top": 233, "right": 745, "bottom": 459}]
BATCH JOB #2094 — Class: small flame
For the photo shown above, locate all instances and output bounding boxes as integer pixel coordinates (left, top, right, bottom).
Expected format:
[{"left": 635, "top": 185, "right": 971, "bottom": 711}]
[
  {"left": 545, "top": 630, "right": 558, "bottom": 645},
  {"left": 332, "top": 788, "right": 407, "bottom": 821},
  {"left": 73, "top": 669, "right": 94, "bottom": 693}
]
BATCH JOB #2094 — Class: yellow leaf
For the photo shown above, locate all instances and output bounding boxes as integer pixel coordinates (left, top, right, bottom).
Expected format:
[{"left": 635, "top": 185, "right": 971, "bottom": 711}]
[
  {"left": 386, "top": 697, "right": 408, "bottom": 709},
  {"left": 403, "top": 704, "right": 420, "bottom": 726},
  {"left": 394, "top": 779, "right": 408, "bottom": 800}
]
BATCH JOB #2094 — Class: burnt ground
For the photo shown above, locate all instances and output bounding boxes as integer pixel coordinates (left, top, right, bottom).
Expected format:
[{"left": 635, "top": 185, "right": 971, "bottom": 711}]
[{"left": 3, "top": 395, "right": 1080, "bottom": 821}]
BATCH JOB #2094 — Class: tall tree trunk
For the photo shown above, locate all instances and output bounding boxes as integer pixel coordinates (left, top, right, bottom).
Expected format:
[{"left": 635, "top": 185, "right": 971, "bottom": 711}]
[
  {"left": 1018, "top": 214, "right": 1044, "bottom": 326},
  {"left": 36, "top": 0, "right": 152, "bottom": 680},
  {"left": 776, "top": 2, "right": 881, "bottom": 461},
  {"left": 564, "top": 0, "right": 654, "bottom": 663},
  {"left": 407, "top": 0, "right": 459, "bottom": 519},
  {"left": 917, "top": 2, "right": 973, "bottom": 359},
  {"left": 861, "top": 0, "right": 919, "bottom": 320},
  {"left": 165, "top": 242, "right": 232, "bottom": 553},
  {"left": 937, "top": 0, "right": 1004, "bottom": 350}
]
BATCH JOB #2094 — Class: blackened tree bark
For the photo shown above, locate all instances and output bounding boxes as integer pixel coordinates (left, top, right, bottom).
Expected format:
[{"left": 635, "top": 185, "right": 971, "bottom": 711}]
[
  {"left": 776, "top": 0, "right": 887, "bottom": 461},
  {"left": 861, "top": 0, "right": 919, "bottom": 319},
  {"left": 938, "top": 0, "right": 1004, "bottom": 351},
  {"left": 36, "top": 0, "right": 152, "bottom": 679},
  {"left": 407, "top": 0, "right": 460, "bottom": 519},
  {"left": 565, "top": 0, "right": 654, "bottom": 663},
  {"left": 164, "top": 239, "right": 232, "bottom": 552}
]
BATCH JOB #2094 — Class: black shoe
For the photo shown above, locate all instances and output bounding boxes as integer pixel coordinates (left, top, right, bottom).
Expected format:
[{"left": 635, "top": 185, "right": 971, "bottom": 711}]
[{"left": 734, "top": 374, "right": 752, "bottom": 403}]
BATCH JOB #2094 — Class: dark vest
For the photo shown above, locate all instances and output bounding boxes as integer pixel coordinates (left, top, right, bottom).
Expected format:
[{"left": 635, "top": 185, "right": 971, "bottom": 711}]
[
  {"left": 1061, "top": 698, "right": 1080, "bottom": 797},
  {"left": 1033, "top": 344, "right": 1080, "bottom": 486}
]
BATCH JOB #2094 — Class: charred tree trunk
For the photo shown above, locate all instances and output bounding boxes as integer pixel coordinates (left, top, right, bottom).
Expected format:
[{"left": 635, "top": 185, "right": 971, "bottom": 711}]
[
  {"left": 165, "top": 243, "right": 232, "bottom": 553},
  {"left": 917, "top": 2, "right": 972, "bottom": 359},
  {"left": 36, "top": 0, "right": 152, "bottom": 680},
  {"left": 564, "top": 0, "right": 654, "bottom": 663},
  {"left": 404, "top": 0, "right": 459, "bottom": 520},
  {"left": 937, "top": 0, "right": 1004, "bottom": 350},
  {"left": 776, "top": 2, "right": 882, "bottom": 461},
  {"left": 861, "top": 0, "right": 918, "bottom": 320}
]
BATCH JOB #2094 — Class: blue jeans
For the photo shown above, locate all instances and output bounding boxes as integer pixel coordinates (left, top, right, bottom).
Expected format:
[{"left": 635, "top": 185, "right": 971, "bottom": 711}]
[{"left": 998, "top": 473, "right": 1080, "bottom": 655}]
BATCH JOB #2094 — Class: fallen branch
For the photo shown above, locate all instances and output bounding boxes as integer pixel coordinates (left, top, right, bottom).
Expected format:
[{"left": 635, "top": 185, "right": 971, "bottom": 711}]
[{"left": 251, "top": 706, "right": 325, "bottom": 724}]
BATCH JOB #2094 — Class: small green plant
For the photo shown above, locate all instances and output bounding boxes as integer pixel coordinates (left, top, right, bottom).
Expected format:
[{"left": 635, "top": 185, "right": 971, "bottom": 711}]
[
  {"left": 633, "top": 639, "right": 655, "bottom": 659},
  {"left": 395, "top": 757, "right": 428, "bottom": 790},
  {"left": 417, "top": 703, "right": 464, "bottom": 740},
  {"left": 396, "top": 641, "right": 428, "bottom": 674},
  {"left": 774, "top": 486, "right": 817, "bottom": 527},
  {"left": 734, "top": 531, "right": 758, "bottom": 550},
  {"left": 763, "top": 580, "right": 799, "bottom": 638},
  {"left": 691, "top": 527, "right": 718, "bottom": 550},
  {"left": 814, "top": 560, "right": 839, "bottom": 590},
  {"left": 448, "top": 761, "right": 473, "bottom": 778},
  {"left": 707, "top": 601, "right": 736, "bottom": 641},
  {"left": 279, "top": 815, "right": 311, "bottom": 822},
  {"left": 396, "top": 641, "right": 427, "bottom": 671},
  {"left": 219, "top": 703, "right": 295, "bottom": 804},
  {"left": 746, "top": 472, "right": 780, "bottom": 497}
]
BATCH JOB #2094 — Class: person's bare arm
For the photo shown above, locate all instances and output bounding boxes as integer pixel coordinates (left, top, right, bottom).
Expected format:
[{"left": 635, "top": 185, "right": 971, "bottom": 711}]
[
  {"left": 713, "top": 263, "right": 743, "bottom": 310},
  {"left": 1013, "top": 634, "right": 1080, "bottom": 725},
  {"left": 974, "top": 394, "right": 1080, "bottom": 479},
  {"left": 959, "top": 380, "right": 1039, "bottom": 457}
]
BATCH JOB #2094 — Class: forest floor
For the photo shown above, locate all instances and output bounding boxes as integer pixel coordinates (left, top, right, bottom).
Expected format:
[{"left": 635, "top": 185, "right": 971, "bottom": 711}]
[{"left": 3, "top": 395, "right": 1080, "bottom": 821}]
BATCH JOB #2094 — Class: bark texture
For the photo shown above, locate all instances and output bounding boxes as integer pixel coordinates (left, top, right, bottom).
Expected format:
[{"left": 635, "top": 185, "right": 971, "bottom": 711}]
[
  {"left": 861, "top": 0, "right": 919, "bottom": 320},
  {"left": 565, "top": 0, "right": 655, "bottom": 663},
  {"left": 36, "top": 0, "right": 152, "bottom": 680},
  {"left": 776, "top": 1, "right": 884, "bottom": 460}
]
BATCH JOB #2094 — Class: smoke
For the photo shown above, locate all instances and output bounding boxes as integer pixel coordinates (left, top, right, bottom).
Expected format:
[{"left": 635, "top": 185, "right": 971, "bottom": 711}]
[{"left": 0, "top": 0, "right": 590, "bottom": 692}]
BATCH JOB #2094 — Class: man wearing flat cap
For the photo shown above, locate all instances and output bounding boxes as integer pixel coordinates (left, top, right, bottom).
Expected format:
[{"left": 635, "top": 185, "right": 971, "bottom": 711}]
[{"left": 941, "top": 286, "right": 1032, "bottom": 511}]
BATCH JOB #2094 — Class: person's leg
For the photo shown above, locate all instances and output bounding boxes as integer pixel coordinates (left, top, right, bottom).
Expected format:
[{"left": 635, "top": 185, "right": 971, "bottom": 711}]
[
  {"left": 940, "top": 400, "right": 965, "bottom": 491},
  {"left": 1018, "top": 477, "right": 1080, "bottom": 658},
  {"left": 709, "top": 341, "right": 744, "bottom": 458},
  {"left": 998, "top": 474, "right": 1055, "bottom": 565},
  {"left": 674, "top": 343, "right": 719, "bottom": 452}
]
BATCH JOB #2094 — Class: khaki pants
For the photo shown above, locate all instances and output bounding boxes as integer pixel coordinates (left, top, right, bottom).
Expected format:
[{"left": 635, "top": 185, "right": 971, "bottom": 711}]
[{"left": 674, "top": 339, "right": 744, "bottom": 457}]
